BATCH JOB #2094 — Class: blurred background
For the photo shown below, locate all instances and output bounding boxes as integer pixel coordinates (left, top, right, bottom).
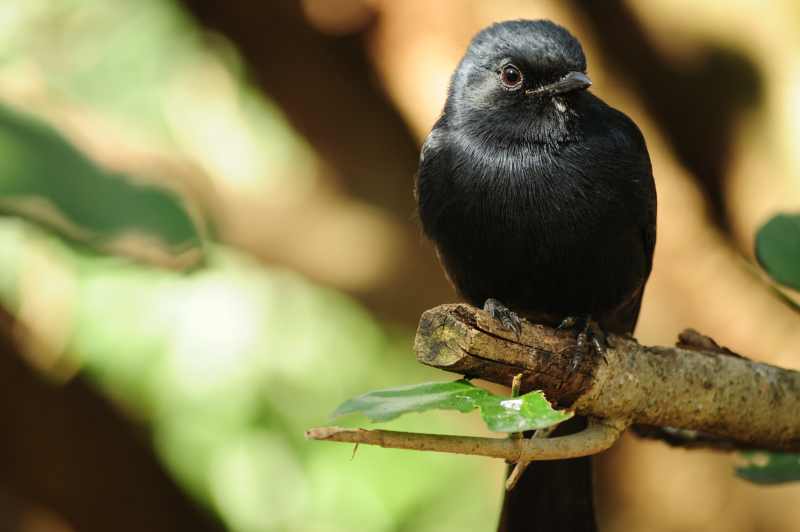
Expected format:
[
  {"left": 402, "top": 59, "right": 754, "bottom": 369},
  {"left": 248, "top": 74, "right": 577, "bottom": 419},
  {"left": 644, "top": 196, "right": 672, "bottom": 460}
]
[{"left": 0, "top": 1, "right": 799, "bottom": 531}]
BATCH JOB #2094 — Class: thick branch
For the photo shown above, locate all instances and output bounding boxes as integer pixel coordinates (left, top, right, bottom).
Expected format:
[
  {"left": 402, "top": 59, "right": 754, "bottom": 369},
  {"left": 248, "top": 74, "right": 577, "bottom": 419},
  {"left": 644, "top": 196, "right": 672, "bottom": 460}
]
[
  {"left": 306, "top": 418, "right": 625, "bottom": 462},
  {"left": 415, "top": 304, "right": 800, "bottom": 452}
]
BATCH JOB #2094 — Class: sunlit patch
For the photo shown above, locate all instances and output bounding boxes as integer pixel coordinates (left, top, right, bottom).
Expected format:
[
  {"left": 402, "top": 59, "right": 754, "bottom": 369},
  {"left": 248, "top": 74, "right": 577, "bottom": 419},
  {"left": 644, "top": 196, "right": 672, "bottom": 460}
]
[
  {"left": 164, "top": 56, "right": 316, "bottom": 193},
  {"left": 499, "top": 398, "right": 523, "bottom": 411},
  {"left": 301, "top": 0, "right": 374, "bottom": 35},
  {"left": 167, "top": 274, "right": 262, "bottom": 396},
  {"left": 740, "top": 451, "right": 770, "bottom": 467},
  {"left": 13, "top": 232, "right": 78, "bottom": 379}
]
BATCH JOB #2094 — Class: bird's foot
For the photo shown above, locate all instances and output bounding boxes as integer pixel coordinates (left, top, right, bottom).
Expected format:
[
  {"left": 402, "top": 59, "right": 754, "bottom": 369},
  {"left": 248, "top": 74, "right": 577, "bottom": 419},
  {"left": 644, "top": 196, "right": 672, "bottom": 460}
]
[
  {"left": 483, "top": 298, "right": 523, "bottom": 338},
  {"left": 557, "top": 315, "right": 607, "bottom": 370}
]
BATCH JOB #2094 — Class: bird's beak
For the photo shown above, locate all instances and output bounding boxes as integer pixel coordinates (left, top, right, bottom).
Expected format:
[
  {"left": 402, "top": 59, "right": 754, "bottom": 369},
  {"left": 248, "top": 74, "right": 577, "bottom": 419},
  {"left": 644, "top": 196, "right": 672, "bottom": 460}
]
[{"left": 526, "top": 71, "right": 592, "bottom": 96}]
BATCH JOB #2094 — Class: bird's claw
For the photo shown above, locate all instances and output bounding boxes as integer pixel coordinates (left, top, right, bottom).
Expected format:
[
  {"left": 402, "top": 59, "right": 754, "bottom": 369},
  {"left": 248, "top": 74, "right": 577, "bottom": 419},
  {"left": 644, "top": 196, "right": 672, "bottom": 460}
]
[
  {"left": 557, "top": 315, "right": 607, "bottom": 371},
  {"left": 483, "top": 298, "right": 523, "bottom": 338},
  {"left": 556, "top": 316, "right": 579, "bottom": 331}
]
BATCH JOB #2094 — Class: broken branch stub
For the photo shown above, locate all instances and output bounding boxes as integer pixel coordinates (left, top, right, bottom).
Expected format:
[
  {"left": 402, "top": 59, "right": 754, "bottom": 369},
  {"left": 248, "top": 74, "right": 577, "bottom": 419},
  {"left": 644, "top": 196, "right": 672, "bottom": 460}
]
[{"left": 414, "top": 304, "right": 800, "bottom": 452}]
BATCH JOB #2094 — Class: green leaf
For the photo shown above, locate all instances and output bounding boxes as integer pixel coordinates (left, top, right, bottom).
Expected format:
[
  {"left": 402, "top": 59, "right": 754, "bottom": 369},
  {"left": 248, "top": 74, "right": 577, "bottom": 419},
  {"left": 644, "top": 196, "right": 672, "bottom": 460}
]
[
  {"left": 0, "top": 104, "right": 204, "bottom": 268},
  {"left": 736, "top": 452, "right": 800, "bottom": 485},
  {"left": 332, "top": 380, "right": 572, "bottom": 433},
  {"left": 755, "top": 213, "right": 800, "bottom": 291}
]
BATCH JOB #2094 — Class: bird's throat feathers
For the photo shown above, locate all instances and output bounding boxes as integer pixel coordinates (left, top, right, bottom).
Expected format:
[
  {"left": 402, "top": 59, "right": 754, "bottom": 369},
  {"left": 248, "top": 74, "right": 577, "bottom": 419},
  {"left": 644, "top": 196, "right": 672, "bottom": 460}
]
[{"left": 446, "top": 95, "right": 582, "bottom": 156}]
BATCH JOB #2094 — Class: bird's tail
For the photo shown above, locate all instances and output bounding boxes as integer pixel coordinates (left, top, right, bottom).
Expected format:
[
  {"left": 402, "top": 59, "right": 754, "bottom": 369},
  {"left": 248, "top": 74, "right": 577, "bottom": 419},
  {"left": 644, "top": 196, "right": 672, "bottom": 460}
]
[{"left": 496, "top": 417, "right": 597, "bottom": 532}]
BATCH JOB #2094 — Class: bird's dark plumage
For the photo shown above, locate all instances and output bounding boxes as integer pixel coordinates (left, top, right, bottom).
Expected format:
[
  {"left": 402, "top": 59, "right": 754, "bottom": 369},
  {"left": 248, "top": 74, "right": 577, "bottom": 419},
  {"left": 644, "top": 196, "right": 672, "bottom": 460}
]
[{"left": 415, "top": 19, "right": 656, "bottom": 532}]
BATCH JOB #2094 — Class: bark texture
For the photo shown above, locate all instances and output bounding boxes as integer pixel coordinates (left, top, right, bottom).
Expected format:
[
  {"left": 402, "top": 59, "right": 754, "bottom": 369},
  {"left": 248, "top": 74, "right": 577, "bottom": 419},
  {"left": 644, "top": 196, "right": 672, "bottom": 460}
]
[{"left": 416, "top": 304, "right": 800, "bottom": 452}]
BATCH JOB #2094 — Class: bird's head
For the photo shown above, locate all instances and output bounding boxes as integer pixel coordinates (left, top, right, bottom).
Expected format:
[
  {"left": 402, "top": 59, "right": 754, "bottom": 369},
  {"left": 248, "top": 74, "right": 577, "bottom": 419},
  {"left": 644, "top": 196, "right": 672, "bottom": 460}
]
[{"left": 447, "top": 20, "right": 592, "bottom": 143}]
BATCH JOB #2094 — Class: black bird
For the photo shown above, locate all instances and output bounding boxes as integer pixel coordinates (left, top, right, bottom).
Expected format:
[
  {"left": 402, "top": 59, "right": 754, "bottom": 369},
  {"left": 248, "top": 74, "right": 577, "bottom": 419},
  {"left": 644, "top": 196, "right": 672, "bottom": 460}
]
[{"left": 415, "top": 20, "right": 656, "bottom": 532}]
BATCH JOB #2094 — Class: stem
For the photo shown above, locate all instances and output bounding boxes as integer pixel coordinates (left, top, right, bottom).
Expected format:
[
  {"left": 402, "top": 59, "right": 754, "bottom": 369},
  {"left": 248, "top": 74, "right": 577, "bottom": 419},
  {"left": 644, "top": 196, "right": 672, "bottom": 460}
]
[{"left": 306, "top": 418, "right": 628, "bottom": 462}]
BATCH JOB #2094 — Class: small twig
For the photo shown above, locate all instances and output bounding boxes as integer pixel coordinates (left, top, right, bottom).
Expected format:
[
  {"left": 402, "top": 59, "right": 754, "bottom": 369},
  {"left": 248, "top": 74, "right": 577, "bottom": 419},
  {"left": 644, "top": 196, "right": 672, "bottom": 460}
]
[
  {"left": 306, "top": 418, "right": 628, "bottom": 462},
  {"left": 510, "top": 373, "right": 523, "bottom": 398},
  {"left": 509, "top": 373, "right": 524, "bottom": 441},
  {"left": 506, "top": 372, "right": 531, "bottom": 490},
  {"left": 534, "top": 426, "right": 558, "bottom": 439},
  {"left": 505, "top": 459, "right": 529, "bottom": 490},
  {"left": 505, "top": 424, "right": 562, "bottom": 491}
]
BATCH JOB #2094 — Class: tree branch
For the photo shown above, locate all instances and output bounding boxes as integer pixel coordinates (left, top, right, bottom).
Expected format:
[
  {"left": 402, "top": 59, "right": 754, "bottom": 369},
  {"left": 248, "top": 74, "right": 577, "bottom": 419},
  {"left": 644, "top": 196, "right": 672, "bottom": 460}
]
[
  {"left": 415, "top": 304, "right": 800, "bottom": 453},
  {"left": 308, "top": 302, "right": 799, "bottom": 469}
]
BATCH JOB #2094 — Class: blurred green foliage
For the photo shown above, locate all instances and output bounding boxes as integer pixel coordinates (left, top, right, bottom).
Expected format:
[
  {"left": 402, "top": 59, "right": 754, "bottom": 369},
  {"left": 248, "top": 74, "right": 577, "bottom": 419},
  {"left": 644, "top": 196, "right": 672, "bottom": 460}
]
[
  {"left": 0, "top": 0, "right": 199, "bottom": 140},
  {"left": 737, "top": 213, "right": 800, "bottom": 485},
  {"left": 0, "top": 220, "right": 502, "bottom": 531},
  {"left": 0, "top": 104, "right": 202, "bottom": 259},
  {"left": 0, "top": 0, "right": 502, "bottom": 530},
  {"left": 736, "top": 452, "right": 800, "bottom": 485},
  {"left": 0, "top": 0, "right": 315, "bottom": 189},
  {"left": 756, "top": 213, "right": 800, "bottom": 292}
]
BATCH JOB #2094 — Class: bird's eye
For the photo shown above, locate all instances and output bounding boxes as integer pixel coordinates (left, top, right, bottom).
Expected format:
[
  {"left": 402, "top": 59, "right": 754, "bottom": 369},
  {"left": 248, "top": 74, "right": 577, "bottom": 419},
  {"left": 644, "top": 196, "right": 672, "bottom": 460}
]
[{"left": 499, "top": 64, "right": 523, "bottom": 90}]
